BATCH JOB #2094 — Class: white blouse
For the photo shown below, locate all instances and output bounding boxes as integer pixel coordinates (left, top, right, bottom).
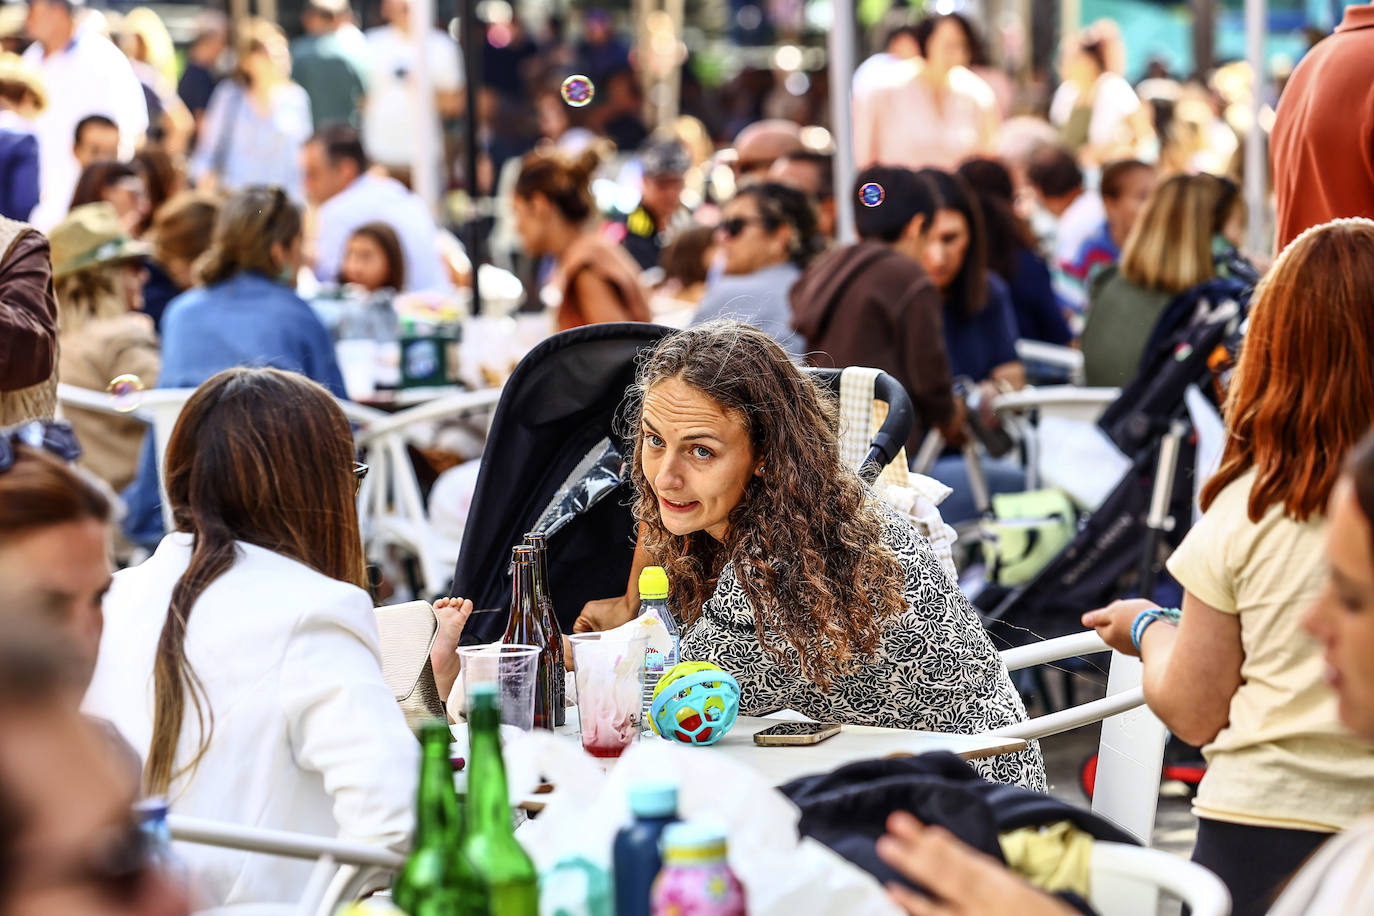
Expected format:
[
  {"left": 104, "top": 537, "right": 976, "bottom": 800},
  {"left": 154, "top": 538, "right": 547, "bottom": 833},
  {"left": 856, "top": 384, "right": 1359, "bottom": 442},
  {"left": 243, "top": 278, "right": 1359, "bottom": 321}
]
[{"left": 84, "top": 533, "right": 418, "bottom": 908}]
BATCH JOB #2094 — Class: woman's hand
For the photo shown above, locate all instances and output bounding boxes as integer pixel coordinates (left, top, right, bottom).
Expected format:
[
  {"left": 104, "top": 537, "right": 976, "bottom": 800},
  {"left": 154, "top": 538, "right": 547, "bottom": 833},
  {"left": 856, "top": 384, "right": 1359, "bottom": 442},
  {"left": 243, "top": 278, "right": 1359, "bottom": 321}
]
[
  {"left": 431, "top": 597, "right": 473, "bottom": 702},
  {"left": 574, "top": 594, "right": 638, "bottom": 633},
  {"left": 876, "top": 812, "right": 1077, "bottom": 916},
  {"left": 1081, "top": 598, "right": 1160, "bottom": 657}
]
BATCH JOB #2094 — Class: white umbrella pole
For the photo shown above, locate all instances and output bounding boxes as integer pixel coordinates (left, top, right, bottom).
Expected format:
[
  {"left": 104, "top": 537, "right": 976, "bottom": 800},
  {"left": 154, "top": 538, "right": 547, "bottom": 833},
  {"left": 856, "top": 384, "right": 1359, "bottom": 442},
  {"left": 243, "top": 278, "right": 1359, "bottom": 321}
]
[
  {"left": 410, "top": 0, "right": 438, "bottom": 212},
  {"left": 828, "top": 0, "right": 858, "bottom": 244},
  {"left": 1244, "top": 0, "right": 1267, "bottom": 255}
]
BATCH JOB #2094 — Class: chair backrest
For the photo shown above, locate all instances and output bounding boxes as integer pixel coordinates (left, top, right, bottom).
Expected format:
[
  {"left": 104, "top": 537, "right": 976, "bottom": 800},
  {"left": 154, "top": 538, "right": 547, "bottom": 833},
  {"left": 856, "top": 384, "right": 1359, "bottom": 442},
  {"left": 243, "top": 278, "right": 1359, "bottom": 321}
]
[
  {"left": 804, "top": 366, "right": 914, "bottom": 482},
  {"left": 168, "top": 814, "right": 403, "bottom": 916},
  {"left": 995, "top": 631, "right": 1168, "bottom": 845},
  {"left": 136, "top": 389, "right": 197, "bottom": 531},
  {"left": 1089, "top": 841, "right": 1230, "bottom": 916}
]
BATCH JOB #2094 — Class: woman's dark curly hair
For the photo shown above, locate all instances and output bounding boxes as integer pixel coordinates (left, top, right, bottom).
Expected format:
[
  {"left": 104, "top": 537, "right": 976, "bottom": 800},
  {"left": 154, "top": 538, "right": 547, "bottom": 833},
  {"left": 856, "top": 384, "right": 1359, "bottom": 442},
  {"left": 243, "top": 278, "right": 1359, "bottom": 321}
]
[{"left": 626, "top": 320, "right": 906, "bottom": 689}]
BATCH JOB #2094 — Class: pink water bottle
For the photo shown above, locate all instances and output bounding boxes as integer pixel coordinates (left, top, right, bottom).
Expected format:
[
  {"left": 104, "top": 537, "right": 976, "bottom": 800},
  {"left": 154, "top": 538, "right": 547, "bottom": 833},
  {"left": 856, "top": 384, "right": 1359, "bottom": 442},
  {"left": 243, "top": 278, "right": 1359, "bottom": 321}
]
[{"left": 650, "top": 823, "right": 746, "bottom": 916}]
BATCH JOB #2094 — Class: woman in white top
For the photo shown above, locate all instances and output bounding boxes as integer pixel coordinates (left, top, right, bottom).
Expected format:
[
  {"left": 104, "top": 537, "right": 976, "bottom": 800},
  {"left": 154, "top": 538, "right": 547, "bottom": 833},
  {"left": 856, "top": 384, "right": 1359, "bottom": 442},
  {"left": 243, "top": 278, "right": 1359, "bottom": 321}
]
[
  {"left": 852, "top": 14, "right": 999, "bottom": 172},
  {"left": 1049, "top": 22, "right": 1151, "bottom": 165},
  {"left": 1081, "top": 218, "right": 1374, "bottom": 915},
  {"left": 189, "top": 18, "right": 311, "bottom": 197},
  {"left": 84, "top": 367, "right": 418, "bottom": 909},
  {"left": 869, "top": 427, "right": 1374, "bottom": 916}
]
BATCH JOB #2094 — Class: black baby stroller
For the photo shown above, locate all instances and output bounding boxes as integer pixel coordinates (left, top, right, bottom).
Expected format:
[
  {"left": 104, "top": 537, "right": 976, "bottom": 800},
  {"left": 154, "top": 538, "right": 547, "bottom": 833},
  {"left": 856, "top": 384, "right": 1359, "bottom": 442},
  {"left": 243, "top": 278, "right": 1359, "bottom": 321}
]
[
  {"left": 975, "top": 274, "right": 1253, "bottom": 647},
  {"left": 452, "top": 322, "right": 915, "bottom": 644}
]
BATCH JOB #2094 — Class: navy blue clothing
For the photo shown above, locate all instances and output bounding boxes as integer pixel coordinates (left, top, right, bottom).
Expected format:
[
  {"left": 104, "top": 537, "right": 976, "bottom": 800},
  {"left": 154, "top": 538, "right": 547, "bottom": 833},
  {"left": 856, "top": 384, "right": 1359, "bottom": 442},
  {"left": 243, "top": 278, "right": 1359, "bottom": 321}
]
[
  {"left": 942, "top": 272, "right": 1020, "bottom": 383},
  {"left": 0, "top": 128, "right": 39, "bottom": 221},
  {"left": 121, "top": 273, "right": 347, "bottom": 546},
  {"left": 140, "top": 259, "right": 180, "bottom": 332},
  {"left": 1006, "top": 250, "right": 1073, "bottom": 345},
  {"left": 177, "top": 63, "right": 219, "bottom": 115}
]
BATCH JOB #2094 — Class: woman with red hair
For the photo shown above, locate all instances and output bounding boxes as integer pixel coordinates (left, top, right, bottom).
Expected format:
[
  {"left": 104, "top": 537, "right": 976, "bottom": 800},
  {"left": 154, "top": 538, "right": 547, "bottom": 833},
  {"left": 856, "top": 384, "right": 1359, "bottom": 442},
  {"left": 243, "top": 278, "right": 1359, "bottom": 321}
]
[{"left": 1083, "top": 218, "right": 1374, "bottom": 916}]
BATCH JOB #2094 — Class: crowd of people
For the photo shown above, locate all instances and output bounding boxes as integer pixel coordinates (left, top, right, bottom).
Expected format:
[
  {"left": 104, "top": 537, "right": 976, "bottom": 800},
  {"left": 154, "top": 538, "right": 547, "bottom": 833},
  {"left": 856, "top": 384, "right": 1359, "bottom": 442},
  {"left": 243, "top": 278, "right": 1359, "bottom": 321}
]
[{"left": 3, "top": 1, "right": 1374, "bottom": 915}]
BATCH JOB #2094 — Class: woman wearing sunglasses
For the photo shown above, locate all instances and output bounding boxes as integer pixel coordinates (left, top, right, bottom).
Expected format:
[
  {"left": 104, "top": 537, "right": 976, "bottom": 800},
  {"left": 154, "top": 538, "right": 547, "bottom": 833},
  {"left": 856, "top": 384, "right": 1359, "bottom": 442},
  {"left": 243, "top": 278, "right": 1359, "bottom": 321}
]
[
  {"left": 84, "top": 367, "right": 417, "bottom": 910},
  {"left": 691, "top": 181, "right": 823, "bottom": 357}
]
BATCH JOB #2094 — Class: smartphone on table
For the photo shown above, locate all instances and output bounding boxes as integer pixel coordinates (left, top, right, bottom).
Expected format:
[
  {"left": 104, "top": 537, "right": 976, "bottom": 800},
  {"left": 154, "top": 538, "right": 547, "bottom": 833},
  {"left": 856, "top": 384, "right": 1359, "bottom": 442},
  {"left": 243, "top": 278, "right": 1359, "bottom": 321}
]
[{"left": 752, "top": 722, "right": 843, "bottom": 746}]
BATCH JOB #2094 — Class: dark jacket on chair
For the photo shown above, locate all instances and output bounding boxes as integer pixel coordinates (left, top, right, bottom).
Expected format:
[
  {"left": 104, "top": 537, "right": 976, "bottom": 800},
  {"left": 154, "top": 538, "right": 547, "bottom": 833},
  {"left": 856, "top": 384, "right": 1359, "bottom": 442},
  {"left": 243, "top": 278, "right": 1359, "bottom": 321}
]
[{"left": 791, "top": 241, "right": 955, "bottom": 454}]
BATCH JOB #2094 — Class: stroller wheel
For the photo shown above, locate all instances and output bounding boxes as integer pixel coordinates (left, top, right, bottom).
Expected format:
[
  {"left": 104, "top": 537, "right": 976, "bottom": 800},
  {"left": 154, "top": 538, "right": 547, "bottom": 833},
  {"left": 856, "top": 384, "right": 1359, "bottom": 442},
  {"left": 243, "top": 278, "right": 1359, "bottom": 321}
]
[{"left": 1080, "top": 752, "right": 1098, "bottom": 799}]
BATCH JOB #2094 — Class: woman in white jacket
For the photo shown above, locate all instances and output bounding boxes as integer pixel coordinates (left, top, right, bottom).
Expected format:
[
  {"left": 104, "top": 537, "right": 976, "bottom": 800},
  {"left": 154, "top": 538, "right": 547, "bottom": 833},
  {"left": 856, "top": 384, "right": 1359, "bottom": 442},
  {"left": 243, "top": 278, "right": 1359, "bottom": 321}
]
[{"left": 84, "top": 367, "right": 418, "bottom": 908}]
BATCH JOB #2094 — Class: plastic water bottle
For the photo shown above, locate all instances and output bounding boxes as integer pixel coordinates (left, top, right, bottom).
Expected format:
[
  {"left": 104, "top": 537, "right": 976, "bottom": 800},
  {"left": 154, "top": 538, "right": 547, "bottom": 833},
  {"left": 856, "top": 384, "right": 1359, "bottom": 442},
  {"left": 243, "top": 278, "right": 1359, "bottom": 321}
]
[
  {"left": 613, "top": 783, "right": 681, "bottom": 916},
  {"left": 637, "top": 567, "right": 680, "bottom": 733}
]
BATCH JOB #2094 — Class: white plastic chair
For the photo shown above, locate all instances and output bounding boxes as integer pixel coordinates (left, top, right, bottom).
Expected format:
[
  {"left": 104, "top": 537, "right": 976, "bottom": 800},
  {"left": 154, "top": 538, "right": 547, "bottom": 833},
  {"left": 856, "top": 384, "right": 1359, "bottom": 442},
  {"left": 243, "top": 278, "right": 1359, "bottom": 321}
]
[
  {"left": 1015, "top": 340, "right": 1086, "bottom": 387},
  {"left": 352, "top": 387, "right": 503, "bottom": 596},
  {"left": 57, "top": 383, "right": 196, "bottom": 531},
  {"left": 168, "top": 815, "right": 404, "bottom": 916},
  {"left": 1090, "top": 841, "right": 1230, "bottom": 916},
  {"left": 995, "top": 631, "right": 1169, "bottom": 847}
]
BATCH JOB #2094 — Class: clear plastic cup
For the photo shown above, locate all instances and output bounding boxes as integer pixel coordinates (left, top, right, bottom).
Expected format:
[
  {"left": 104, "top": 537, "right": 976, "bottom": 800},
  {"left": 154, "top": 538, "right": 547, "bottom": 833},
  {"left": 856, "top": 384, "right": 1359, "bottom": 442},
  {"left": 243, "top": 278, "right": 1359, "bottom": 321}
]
[
  {"left": 456, "top": 644, "right": 540, "bottom": 731},
  {"left": 568, "top": 632, "right": 648, "bottom": 758}
]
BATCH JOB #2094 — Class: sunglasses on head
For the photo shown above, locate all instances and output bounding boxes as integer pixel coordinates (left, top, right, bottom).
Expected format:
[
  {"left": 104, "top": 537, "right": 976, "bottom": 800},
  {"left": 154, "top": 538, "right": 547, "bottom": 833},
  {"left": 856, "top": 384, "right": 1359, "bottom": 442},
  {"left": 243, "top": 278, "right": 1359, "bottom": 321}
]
[
  {"left": 720, "top": 216, "right": 771, "bottom": 238},
  {"left": 0, "top": 420, "right": 82, "bottom": 473},
  {"left": 353, "top": 461, "right": 369, "bottom": 495}
]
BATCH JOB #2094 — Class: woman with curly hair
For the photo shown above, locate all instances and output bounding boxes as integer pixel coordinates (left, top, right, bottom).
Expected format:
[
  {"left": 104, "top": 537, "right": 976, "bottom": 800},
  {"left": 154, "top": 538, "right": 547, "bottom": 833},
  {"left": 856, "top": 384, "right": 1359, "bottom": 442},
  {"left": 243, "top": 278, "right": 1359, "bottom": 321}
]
[{"left": 625, "top": 320, "right": 1043, "bottom": 788}]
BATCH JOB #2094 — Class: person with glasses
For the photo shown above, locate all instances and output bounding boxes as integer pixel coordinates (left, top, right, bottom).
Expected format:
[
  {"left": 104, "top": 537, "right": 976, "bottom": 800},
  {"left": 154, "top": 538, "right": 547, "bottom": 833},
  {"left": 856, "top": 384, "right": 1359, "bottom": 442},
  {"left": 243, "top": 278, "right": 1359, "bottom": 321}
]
[
  {"left": 85, "top": 367, "right": 417, "bottom": 909},
  {"left": 120, "top": 185, "right": 346, "bottom": 548},
  {"left": 0, "top": 625, "right": 191, "bottom": 916},
  {"left": 691, "top": 182, "right": 821, "bottom": 358},
  {"left": 511, "top": 144, "right": 651, "bottom": 332}
]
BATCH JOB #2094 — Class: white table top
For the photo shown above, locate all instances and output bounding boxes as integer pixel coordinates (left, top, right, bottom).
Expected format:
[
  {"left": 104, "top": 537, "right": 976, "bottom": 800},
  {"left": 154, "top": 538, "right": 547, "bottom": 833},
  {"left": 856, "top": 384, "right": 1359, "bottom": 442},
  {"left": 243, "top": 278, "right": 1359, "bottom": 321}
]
[{"left": 550, "top": 710, "right": 1027, "bottom": 789}]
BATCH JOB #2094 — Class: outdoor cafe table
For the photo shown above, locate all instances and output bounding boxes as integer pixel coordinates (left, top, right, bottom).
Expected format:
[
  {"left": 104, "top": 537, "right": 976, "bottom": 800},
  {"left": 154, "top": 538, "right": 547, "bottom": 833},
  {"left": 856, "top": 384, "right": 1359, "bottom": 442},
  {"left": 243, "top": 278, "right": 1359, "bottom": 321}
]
[{"left": 547, "top": 708, "right": 1028, "bottom": 789}]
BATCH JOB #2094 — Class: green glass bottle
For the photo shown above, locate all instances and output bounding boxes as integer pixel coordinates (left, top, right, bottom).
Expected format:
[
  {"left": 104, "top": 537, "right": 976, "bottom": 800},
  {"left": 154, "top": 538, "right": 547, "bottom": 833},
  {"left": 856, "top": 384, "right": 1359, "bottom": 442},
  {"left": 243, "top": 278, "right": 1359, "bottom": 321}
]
[
  {"left": 393, "top": 720, "right": 464, "bottom": 916},
  {"left": 456, "top": 684, "right": 539, "bottom": 915}
]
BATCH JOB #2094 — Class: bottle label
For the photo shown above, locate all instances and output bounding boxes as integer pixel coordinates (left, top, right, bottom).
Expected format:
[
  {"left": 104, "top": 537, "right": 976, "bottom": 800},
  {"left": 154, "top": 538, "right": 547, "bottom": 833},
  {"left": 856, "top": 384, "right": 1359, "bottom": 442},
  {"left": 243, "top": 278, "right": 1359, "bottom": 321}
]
[{"left": 643, "top": 652, "right": 665, "bottom": 735}]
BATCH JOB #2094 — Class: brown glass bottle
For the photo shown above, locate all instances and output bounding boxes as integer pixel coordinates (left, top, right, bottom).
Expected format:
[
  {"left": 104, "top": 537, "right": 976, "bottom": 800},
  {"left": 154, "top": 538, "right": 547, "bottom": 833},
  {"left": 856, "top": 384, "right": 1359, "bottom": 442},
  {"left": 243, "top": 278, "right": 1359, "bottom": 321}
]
[
  {"left": 524, "top": 533, "right": 566, "bottom": 727},
  {"left": 503, "top": 546, "right": 557, "bottom": 730}
]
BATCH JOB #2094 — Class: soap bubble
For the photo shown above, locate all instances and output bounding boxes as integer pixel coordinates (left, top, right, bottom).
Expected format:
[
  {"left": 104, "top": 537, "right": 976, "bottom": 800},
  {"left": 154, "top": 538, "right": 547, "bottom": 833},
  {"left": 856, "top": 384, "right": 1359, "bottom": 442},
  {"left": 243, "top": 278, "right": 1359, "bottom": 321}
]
[
  {"left": 106, "top": 374, "right": 146, "bottom": 412},
  {"left": 859, "top": 182, "right": 885, "bottom": 208},
  {"left": 560, "top": 74, "right": 595, "bottom": 108}
]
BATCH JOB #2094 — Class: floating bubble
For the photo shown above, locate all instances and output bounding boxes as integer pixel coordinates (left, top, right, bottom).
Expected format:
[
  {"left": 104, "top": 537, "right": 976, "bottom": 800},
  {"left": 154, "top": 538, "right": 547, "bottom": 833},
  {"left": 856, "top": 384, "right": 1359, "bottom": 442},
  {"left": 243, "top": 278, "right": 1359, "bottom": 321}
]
[
  {"left": 106, "top": 374, "right": 146, "bottom": 412},
  {"left": 859, "top": 182, "right": 885, "bottom": 208},
  {"left": 560, "top": 74, "right": 595, "bottom": 108}
]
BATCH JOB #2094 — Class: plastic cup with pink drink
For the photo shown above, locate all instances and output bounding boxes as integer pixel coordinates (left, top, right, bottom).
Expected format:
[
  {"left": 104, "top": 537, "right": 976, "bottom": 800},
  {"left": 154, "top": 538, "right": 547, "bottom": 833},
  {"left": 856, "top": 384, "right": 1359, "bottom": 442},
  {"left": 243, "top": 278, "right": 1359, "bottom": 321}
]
[{"left": 569, "top": 631, "right": 649, "bottom": 758}]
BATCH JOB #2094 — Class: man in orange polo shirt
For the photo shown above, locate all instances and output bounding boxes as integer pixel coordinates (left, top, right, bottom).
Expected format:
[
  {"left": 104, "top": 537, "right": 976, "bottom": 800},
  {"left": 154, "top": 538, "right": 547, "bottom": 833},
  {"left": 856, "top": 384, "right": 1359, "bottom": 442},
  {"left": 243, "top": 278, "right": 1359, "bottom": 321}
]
[{"left": 1271, "top": 3, "right": 1374, "bottom": 250}]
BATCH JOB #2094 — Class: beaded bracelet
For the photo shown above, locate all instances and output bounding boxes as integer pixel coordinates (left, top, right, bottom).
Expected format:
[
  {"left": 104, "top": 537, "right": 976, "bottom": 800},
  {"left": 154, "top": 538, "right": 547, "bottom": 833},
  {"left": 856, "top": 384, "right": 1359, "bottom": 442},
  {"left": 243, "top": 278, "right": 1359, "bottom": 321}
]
[{"left": 1130, "top": 607, "right": 1181, "bottom": 653}]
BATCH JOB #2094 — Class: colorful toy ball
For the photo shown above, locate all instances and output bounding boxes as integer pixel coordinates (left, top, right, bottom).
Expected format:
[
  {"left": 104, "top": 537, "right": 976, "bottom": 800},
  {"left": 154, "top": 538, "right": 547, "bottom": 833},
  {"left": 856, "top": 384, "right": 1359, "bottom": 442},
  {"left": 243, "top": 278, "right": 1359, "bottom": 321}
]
[
  {"left": 649, "top": 662, "right": 741, "bottom": 746},
  {"left": 858, "top": 182, "right": 885, "bottom": 208}
]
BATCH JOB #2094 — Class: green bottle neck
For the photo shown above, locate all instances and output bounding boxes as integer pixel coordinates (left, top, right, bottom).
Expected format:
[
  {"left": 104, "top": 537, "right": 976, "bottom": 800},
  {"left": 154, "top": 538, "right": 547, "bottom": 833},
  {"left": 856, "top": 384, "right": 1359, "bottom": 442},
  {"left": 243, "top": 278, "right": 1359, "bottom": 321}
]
[
  {"left": 465, "top": 704, "right": 514, "bottom": 838},
  {"left": 414, "top": 734, "right": 459, "bottom": 843}
]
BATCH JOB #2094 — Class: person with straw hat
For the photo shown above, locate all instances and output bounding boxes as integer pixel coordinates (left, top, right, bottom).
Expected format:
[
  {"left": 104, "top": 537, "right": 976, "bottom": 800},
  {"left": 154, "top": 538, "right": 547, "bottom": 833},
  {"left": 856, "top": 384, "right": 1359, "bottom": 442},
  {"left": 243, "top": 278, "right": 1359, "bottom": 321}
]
[
  {"left": 0, "top": 52, "right": 44, "bottom": 220},
  {"left": 52, "top": 201, "right": 158, "bottom": 490}
]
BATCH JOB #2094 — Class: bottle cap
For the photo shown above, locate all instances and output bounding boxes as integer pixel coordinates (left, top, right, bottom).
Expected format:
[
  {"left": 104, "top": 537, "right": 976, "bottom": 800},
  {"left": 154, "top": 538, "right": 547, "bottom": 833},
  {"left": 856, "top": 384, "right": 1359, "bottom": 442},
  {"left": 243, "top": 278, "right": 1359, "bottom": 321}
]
[
  {"left": 627, "top": 782, "right": 678, "bottom": 819},
  {"left": 638, "top": 566, "right": 669, "bottom": 600},
  {"left": 661, "top": 822, "right": 728, "bottom": 863}
]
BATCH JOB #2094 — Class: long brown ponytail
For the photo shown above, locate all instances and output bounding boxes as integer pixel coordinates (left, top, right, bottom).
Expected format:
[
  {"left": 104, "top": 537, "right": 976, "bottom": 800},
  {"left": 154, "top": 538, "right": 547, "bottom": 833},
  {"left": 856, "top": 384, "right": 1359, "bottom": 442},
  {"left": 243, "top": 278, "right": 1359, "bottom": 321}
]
[{"left": 144, "top": 368, "right": 367, "bottom": 795}]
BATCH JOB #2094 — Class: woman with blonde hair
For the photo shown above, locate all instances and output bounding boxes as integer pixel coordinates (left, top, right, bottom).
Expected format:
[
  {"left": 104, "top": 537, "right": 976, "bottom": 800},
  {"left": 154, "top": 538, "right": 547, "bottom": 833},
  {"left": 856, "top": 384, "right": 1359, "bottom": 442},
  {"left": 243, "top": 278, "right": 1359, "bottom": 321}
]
[
  {"left": 1082, "top": 218, "right": 1374, "bottom": 915},
  {"left": 1081, "top": 172, "right": 1250, "bottom": 386},
  {"left": 1050, "top": 20, "right": 1152, "bottom": 164},
  {"left": 85, "top": 367, "right": 417, "bottom": 908},
  {"left": 119, "top": 8, "right": 194, "bottom": 153},
  {"left": 50, "top": 202, "right": 159, "bottom": 490},
  {"left": 512, "top": 145, "right": 650, "bottom": 330},
  {"left": 189, "top": 18, "right": 311, "bottom": 196}
]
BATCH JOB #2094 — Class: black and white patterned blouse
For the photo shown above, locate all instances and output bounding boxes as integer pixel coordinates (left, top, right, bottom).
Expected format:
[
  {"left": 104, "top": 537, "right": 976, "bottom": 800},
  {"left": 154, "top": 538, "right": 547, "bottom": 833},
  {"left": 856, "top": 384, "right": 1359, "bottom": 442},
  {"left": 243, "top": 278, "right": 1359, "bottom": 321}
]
[{"left": 679, "top": 503, "right": 1047, "bottom": 791}]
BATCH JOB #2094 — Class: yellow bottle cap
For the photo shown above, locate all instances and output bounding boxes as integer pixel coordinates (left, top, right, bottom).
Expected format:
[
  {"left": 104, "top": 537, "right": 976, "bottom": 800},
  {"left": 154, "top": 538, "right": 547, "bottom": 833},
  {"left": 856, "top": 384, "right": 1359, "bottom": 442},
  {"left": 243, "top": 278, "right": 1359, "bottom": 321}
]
[{"left": 638, "top": 565, "right": 669, "bottom": 600}]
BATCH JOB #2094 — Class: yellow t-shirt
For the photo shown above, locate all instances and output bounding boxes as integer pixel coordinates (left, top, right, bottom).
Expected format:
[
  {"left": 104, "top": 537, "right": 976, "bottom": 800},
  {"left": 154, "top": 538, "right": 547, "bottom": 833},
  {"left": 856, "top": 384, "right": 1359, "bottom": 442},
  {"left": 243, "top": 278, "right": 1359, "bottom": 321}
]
[{"left": 1165, "top": 469, "right": 1374, "bottom": 832}]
